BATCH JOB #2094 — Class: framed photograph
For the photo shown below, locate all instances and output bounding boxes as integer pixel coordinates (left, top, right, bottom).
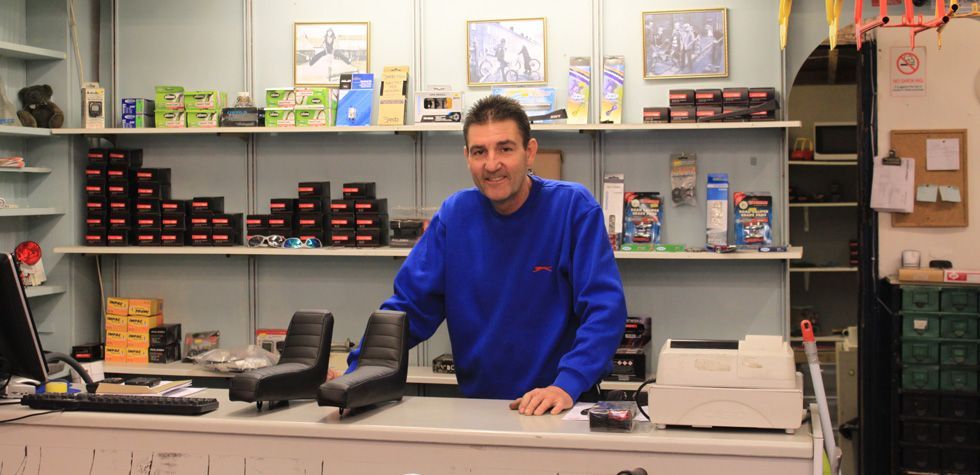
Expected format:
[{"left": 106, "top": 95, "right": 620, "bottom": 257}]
[
  {"left": 294, "top": 22, "right": 370, "bottom": 86},
  {"left": 642, "top": 8, "right": 728, "bottom": 80},
  {"left": 467, "top": 18, "right": 547, "bottom": 86}
]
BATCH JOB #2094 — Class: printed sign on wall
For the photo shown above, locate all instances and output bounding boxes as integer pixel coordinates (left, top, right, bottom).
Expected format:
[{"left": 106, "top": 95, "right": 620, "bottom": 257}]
[{"left": 891, "top": 47, "right": 926, "bottom": 97}]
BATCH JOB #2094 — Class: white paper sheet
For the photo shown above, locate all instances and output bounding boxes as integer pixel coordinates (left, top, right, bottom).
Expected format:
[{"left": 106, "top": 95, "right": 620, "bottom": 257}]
[
  {"left": 926, "top": 138, "right": 960, "bottom": 171},
  {"left": 916, "top": 184, "right": 938, "bottom": 202},
  {"left": 939, "top": 185, "right": 962, "bottom": 203},
  {"left": 871, "top": 156, "right": 915, "bottom": 213}
]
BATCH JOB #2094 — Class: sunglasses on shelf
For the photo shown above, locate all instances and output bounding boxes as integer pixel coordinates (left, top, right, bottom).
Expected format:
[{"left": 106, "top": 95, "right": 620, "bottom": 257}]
[
  {"left": 247, "top": 234, "right": 286, "bottom": 248},
  {"left": 283, "top": 237, "right": 323, "bottom": 249}
]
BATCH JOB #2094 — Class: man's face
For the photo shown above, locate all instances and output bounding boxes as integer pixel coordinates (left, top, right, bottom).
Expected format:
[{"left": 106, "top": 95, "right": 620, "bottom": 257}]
[{"left": 464, "top": 120, "right": 537, "bottom": 215}]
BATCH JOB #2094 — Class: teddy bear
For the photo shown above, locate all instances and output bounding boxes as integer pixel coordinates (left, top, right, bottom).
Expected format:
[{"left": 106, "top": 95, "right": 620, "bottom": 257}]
[{"left": 17, "top": 85, "right": 64, "bottom": 129}]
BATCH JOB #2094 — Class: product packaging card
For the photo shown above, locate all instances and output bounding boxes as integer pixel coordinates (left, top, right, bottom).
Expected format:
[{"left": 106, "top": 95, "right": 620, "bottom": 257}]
[
  {"left": 121, "top": 98, "right": 155, "bottom": 115},
  {"left": 83, "top": 82, "right": 106, "bottom": 129},
  {"left": 567, "top": 57, "right": 590, "bottom": 124},
  {"left": 706, "top": 174, "right": 729, "bottom": 246},
  {"left": 154, "top": 110, "right": 186, "bottom": 128},
  {"left": 414, "top": 91, "right": 462, "bottom": 123},
  {"left": 491, "top": 87, "right": 557, "bottom": 122},
  {"left": 154, "top": 86, "right": 185, "bottom": 111},
  {"left": 265, "top": 88, "right": 295, "bottom": 108},
  {"left": 622, "top": 192, "right": 663, "bottom": 250},
  {"left": 733, "top": 192, "right": 773, "bottom": 248},
  {"left": 600, "top": 56, "right": 624, "bottom": 124},
  {"left": 337, "top": 73, "right": 374, "bottom": 127},
  {"left": 602, "top": 174, "right": 625, "bottom": 250}
]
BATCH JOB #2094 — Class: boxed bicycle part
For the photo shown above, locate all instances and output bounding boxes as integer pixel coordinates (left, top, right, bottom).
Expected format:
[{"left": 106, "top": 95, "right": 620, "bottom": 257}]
[
  {"left": 733, "top": 192, "right": 773, "bottom": 248},
  {"left": 189, "top": 214, "right": 211, "bottom": 229},
  {"left": 122, "top": 98, "right": 155, "bottom": 115},
  {"left": 220, "top": 107, "right": 259, "bottom": 127},
  {"left": 330, "top": 199, "right": 354, "bottom": 212},
  {"left": 126, "top": 346, "right": 149, "bottom": 364},
  {"left": 88, "top": 148, "right": 109, "bottom": 165},
  {"left": 296, "top": 87, "right": 336, "bottom": 108},
  {"left": 71, "top": 342, "right": 105, "bottom": 362},
  {"left": 337, "top": 73, "right": 374, "bottom": 127},
  {"left": 297, "top": 197, "right": 330, "bottom": 213},
  {"left": 567, "top": 57, "right": 590, "bottom": 125},
  {"left": 83, "top": 82, "right": 105, "bottom": 129},
  {"left": 722, "top": 88, "right": 749, "bottom": 105},
  {"left": 184, "top": 330, "right": 219, "bottom": 362},
  {"left": 296, "top": 213, "right": 324, "bottom": 230},
  {"left": 265, "top": 87, "right": 295, "bottom": 108},
  {"left": 128, "top": 300, "right": 163, "bottom": 319},
  {"left": 601, "top": 174, "right": 625, "bottom": 249},
  {"left": 256, "top": 328, "right": 287, "bottom": 356},
  {"left": 191, "top": 197, "right": 224, "bottom": 213},
  {"left": 85, "top": 230, "right": 106, "bottom": 246},
  {"left": 135, "top": 168, "right": 171, "bottom": 183},
  {"left": 136, "top": 182, "right": 170, "bottom": 200},
  {"left": 695, "top": 106, "right": 722, "bottom": 121},
  {"left": 330, "top": 213, "right": 355, "bottom": 229},
  {"left": 108, "top": 212, "right": 131, "bottom": 230},
  {"left": 670, "top": 153, "right": 697, "bottom": 206},
  {"left": 155, "top": 86, "right": 184, "bottom": 110},
  {"left": 390, "top": 218, "right": 424, "bottom": 247},
  {"left": 330, "top": 228, "right": 356, "bottom": 247},
  {"left": 122, "top": 114, "right": 154, "bottom": 128},
  {"left": 267, "top": 215, "right": 293, "bottom": 230},
  {"left": 648, "top": 335, "right": 804, "bottom": 432},
  {"left": 668, "top": 89, "right": 695, "bottom": 106},
  {"left": 106, "top": 231, "right": 129, "bottom": 246},
  {"left": 210, "top": 213, "right": 242, "bottom": 230},
  {"left": 108, "top": 149, "right": 143, "bottom": 168},
  {"left": 600, "top": 56, "right": 624, "bottom": 124},
  {"left": 295, "top": 106, "right": 328, "bottom": 127},
  {"left": 212, "top": 227, "right": 240, "bottom": 246},
  {"left": 606, "top": 348, "right": 646, "bottom": 381},
  {"left": 669, "top": 106, "right": 695, "bottom": 123},
  {"left": 187, "top": 110, "right": 220, "bottom": 128},
  {"left": 150, "top": 323, "right": 182, "bottom": 347},
  {"left": 135, "top": 199, "right": 161, "bottom": 214},
  {"left": 149, "top": 343, "right": 181, "bottom": 364},
  {"left": 189, "top": 229, "right": 211, "bottom": 246},
  {"left": 355, "top": 228, "right": 385, "bottom": 247},
  {"left": 342, "top": 182, "right": 376, "bottom": 199},
  {"left": 432, "top": 353, "right": 455, "bottom": 374},
  {"left": 621, "top": 192, "right": 663, "bottom": 250},
  {"left": 379, "top": 66, "right": 409, "bottom": 126},
  {"left": 154, "top": 110, "right": 186, "bottom": 128},
  {"left": 184, "top": 91, "right": 225, "bottom": 111},
  {"left": 491, "top": 87, "right": 557, "bottom": 123},
  {"left": 695, "top": 89, "right": 722, "bottom": 106},
  {"left": 160, "top": 231, "right": 184, "bottom": 246},
  {"left": 269, "top": 198, "right": 296, "bottom": 214},
  {"left": 415, "top": 90, "right": 462, "bottom": 123},
  {"left": 264, "top": 108, "right": 294, "bottom": 128},
  {"left": 355, "top": 214, "right": 388, "bottom": 230},
  {"left": 748, "top": 87, "right": 776, "bottom": 104},
  {"left": 706, "top": 174, "right": 729, "bottom": 246},
  {"left": 135, "top": 230, "right": 160, "bottom": 246},
  {"left": 589, "top": 401, "right": 637, "bottom": 432},
  {"left": 106, "top": 180, "right": 130, "bottom": 197},
  {"left": 135, "top": 214, "right": 161, "bottom": 230},
  {"left": 298, "top": 181, "right": 331, "bottom": 198},
  {"left": 354, "top": 198, "right": 387, "bottom": 214},
  {"left": 642, "top": 107, "right": 670, "bottom": 124},
  {"left": 621, "top": 316, "right": 652, "bottom": 348}
]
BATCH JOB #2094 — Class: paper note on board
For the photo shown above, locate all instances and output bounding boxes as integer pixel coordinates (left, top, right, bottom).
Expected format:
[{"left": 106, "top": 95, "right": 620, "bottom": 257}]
[
  {"left": 939, "top": 185, "right": 962, "bottom": 203},
  {"left": 916, "top": 185, "right": 938, "bottom": 202},
  {"left": 926, "top": 138, "right": 959, "bottom": 171}
]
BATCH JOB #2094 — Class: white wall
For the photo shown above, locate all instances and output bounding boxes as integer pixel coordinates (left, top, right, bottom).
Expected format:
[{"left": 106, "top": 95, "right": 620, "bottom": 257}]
[{"left": 876, "top": 22, "right": 980, "bottom": 276}]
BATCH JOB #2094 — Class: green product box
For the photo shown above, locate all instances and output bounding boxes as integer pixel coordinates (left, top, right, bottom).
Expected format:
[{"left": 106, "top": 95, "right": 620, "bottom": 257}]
[
  {"left": 154, "top": 110, "right": 186, "bottom": 128},
  {"left": 295, "top": 106, "right": 327, "bottom": 128},
  {"left": 184, "top": 91, "right": 226, "bottom": 111},
  {"left": 653, "top": 244, "right": 686, "bottom": 252},
  {"left": 265, "top": 88, "right": 295, "bottom": 108},
  {"left": 296, "top": 87, "right": 337, "bottom": 108},
  {"left": 619, "top": 243, "right": 652, "bottom": 252},
  {"left": 186, "top": 109, "right": 220, "bottom": 128},
  {"left": 264, "top": 107, "right": 294, "bottom": 128},
  {"left": 154, "top": 86, "right": 185, "bottom": 111}
]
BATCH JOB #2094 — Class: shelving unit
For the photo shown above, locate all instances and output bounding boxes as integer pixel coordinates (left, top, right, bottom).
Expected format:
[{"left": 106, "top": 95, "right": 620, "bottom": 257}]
[
  {"left": 0, "top": 40, "right": 66, "bottom": 61},
  {"left": 24, "top": 285, "right": 67, "bottom": 298},
  {"left": 0, "top": 166, "right": 53, "bottom": 174},
  {"left": 788, "top": 161, "right": 857, "bottom": 167},
  {"left": 0, "top": 125, "right": 52, "bottom": 137},
  {"left": 0, "top": 208, "right": 62, "bottom": 217},
  {"left": 790, "top": 267, "right": 858, "bottom": 273},
  {"left": 789, "top": 202, "right": 858, "bottom": 208}
]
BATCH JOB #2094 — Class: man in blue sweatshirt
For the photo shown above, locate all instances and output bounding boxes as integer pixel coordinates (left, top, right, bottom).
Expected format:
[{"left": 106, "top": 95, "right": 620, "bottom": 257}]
[{"left": 345, "top": 95, "right": 627, "bottom": 416}]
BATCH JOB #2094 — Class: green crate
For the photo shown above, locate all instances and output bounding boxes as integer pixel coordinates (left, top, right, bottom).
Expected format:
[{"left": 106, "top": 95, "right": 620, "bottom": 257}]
[
  {"left": 941, "top": 315, "right": 979, "bottom": 339},
  {"left": 904, "top": 313, "right": 941, "bottom": 339},
  {"left": 903, "top": 286, "right": 941, "bottom": 312},
  {"left": 941, "top": 342, "right": 979, "bottom": 365},
  {"left": 941, "top": 289, "right": 979, "bottom": 314},
  {"left": 903, "top": 365, "right": 940, "bottom": 390},
  {"left": 941, "top": 369, "right": 979, "bottom": 391},
  {"left": 903, "top": 341, "right": 940, "bottom": 364}
]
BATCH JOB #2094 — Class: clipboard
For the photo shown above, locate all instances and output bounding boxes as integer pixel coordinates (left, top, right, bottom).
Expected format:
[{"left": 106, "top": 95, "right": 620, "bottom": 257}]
[{"left": 871, "top": 149, "right": 915, "bottom": 213}]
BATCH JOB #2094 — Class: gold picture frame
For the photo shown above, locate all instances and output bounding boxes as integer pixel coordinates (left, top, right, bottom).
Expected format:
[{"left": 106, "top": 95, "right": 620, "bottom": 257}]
[
  {"left": 642, "top": 8, "right": 728, "bottom": 80},
  {"left": 294, "top": 22, "right": 370, "bottom": 86},
  {"left": 467, "top": 17, "right": 547, "bottom": 87}
]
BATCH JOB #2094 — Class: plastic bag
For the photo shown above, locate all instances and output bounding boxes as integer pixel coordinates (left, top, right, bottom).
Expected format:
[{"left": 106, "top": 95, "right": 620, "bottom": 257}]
[
  {"left": 670, "top": 153, "right": 697, "bottom": 206},
  {"left": 190, "top": 344, "right": 279, "bottom": 373}
]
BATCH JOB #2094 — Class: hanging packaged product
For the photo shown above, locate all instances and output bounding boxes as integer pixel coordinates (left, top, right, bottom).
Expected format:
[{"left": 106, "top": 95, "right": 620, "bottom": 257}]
[
  {"left": 733, "top": 192, "right": 773, "bottom": 248},
  {"left": 706, "top": 174, "right": 729, "bottom": 247},
  {"left": 600, "top": 56, "right": 625, "bottom": 124},
  {"left": 567, "top": 57, "right": 590, "bottom": 125},
  {"left": 621, "top": 192, "right": 663, "bottom": 251},
  {"left": 670, "top": 153, "right": 697, "bottom": 206}
]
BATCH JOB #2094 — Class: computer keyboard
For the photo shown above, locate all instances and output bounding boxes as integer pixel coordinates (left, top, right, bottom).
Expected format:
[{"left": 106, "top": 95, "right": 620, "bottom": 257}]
[{"left": 20, "top": 393, "right": 219, "bottom": 416}]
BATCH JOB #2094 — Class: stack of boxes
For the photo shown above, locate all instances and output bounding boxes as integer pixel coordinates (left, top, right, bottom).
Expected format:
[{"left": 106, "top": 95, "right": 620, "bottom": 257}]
[
  {"left": 154, "top": 86, "right": 226, "bottom": 128},
  {"left": 331, "top": 182, "right": 388, "bottom": 247},
  {"left": 105, "top": 297, "right": 165, "bottom": 365},
  {"left": 644, "top": 87, "right": 778, "bottom": 124},
  {"left": 188, "top": 197, "right": 243, "bottom": 246},
  {"left": 605, "top": 316, "right": 652, "bottom": 382},
  {"left": 155, "top": 86, "right": 186, "bottom": 128},
  {"left": 84, "top": 148, "right": 144, "bottom": 246},
  {"left": 121, "top": 98, "right": 155, "bottom": 128},
  {"left": 265, "top": 87, "right": 338, "bottom": 128}
]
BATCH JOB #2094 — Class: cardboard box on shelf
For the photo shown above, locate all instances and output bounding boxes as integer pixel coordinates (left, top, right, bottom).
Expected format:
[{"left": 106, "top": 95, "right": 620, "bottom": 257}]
[
  {"left": 129, "top": 298, "right": 163, "bottom": 317},
  {"left": 128, "top": 315, "right": 163, "bottom": 332},
  {"left": 107, "top": 297, "right": 129, "bottom": 316},
  {"left": 897, "top": 267, "right": 944, "bottom": 283},
  {"left": 105, "top": 345, "right": 126, "bottom": 363},
  {"left": 126, "top": 346, "right": 149, "bottom": 364},
  {"left": 106, "top": 314, "right": 128, "bottom": 332}
]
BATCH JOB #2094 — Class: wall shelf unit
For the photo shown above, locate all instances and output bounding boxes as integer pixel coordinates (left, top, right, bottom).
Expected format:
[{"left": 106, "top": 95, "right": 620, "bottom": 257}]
[
  {"left": 0, "top": 166, "right": 53, "bottom": 174},
  {"left": 0, "top": 208, "right": 62, "bottom": 217},
  {"left": 0, "top": 40, "right": 66, "bottom": 60},
  {"left": 788, "top": 161, "right": 857, "bottom": 166},
  {"left": 0, "top": 125, "right": 52, "bottom": 137},
  {"left": 789, "top": 202, "right": 858, "bottom": 208},
  {"left": 24, "top": 285, "right": 67, "bottom": 298}
]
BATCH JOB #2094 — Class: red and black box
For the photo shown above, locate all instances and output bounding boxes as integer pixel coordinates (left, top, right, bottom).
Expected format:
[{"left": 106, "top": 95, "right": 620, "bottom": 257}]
[
  {"left": 160, "top": 231, "right": 185, "bottom": 246},
  {"left": 330, "top": 228, "right": 356, "bottom": 247},
  {"left": 722, "top": 105, "right": 749, "bottom": 122},
  {"left": 189, "top": 213, "right": 212, "bottom": 229},
  {"left": 642, "top": 107, "right": 670, "bottom": 124},
  {"left": 297, "top": 197, "right": 329, "bottom": 213},
  {"left": 85, "top": 212, "right": 106, "bottom": 229},
  {"left": 297, "top": 181, "right": 331, "bottom": 198},
  {"left": 134, "top": 168, "right": 171, "bottom": 184},
  {"left": 107, "top": 148, "right": 143, "bottom": 169},
  {"left": 330, "top": 200, "right": 355, "bottom": 213},
  {"left": 106, "top": 231, "right": 130, "bottom": 246},
  {"left": 354, "top": 213, "right": 388, "bottom": 230},
  {"left": 71, "top": 342, "right": 105, "bottom": 362},
  {"left": 161, "top": 199, "right": 187, "bottom": 213},
  {"left": 749, "top": 108, "right": 776, "bottom": 122},
  {"left": 135, "top": 182, "right": 171, "bottom": 200},
  {"left": 748, "top": 87, "right": 776, "bottom": 104},
  {"left": 108, "top": 197, "right": 131, "bottom": 213},
  {"left": 342, "top": 182, "right": 377, "bottom": 199},
  {"left": 722, "top": 88, "right": 749, "bottom": 105},
  {"left": 296, "top": 213, "right": 325, "bottom": 229},
  {"left": 84, "top": 229, "right": 106, "bottom": 246},
  {"left": 210, "top": 213, "right": 242, "bottom": 231},
  {"left": 354, "top": 198, "right": 387, "bottom": 214},
  {"left": 134, "top": 198, "right": 161, "bottom": 215},
  {"left": 669, "top": 107, "right": 696, "bottom": 123},
  {"left": 87, "top": 148, "right": 109, "bottom": 165},
  {"left": 329, "top": 213, "right": 355, "bottom": 228},
  {"left": 189, "top": 229, "right": 212, "bottom": 246},
  {"left": 84, "top": 178, "right": 106, "bottom": 197},
  {"left": 161, "top": 213, "right": 186, "bottom": 231},
  {"left": 191, "top": 197, "right": 224, "bottom": 213},
  {"left": 85, "top": 165, "right": 106, "bottom": 179},
  {"left": 246, "top": 214, "right": 269, "bottom": 234},
  {"left": 695, "top": 89, "right": 723, "bottom": 106},
  {"left": 106, "top": 166, "right": 128, "bottom": 181},
  {"left": 695, "top": 106, "right": 722, "bottom": 121},
  {"left": 355, "top": 228, "right": 385, "bottom": 247},
  {"left": 106, "top": 180, "right": 131, "bottom": 198},
  {"left": 296, "top": 230, "right": 327, "bottom": 243},
  {"left": 267, "top": 214, "right": 293, "bottom": 230},
  {"left": 668, "top": 89, "right": 696, "bottom": 106},
  {"left": 86, "top": 198, "right": 107, "bottom": 213},
  {"left": 135, "top": 230, "right": 161, "bottom": 246},
  {"left": 108, "top": 212, "right": 132, "bottom": 230},
  {"left": 269, "top": 198, "right": 296, "bottom": 214},
  {"left": 135, "top": 213, "right": 161, "bottom": 230},
  {"left": 149, "top": 343, "right": 181, "bottom": 364},
  {"left": 211, "top": 227, "right": 238, "bottom": 246}
]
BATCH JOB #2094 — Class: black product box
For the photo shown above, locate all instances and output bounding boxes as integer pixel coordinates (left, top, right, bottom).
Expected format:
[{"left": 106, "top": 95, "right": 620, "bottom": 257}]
[
  {"left": 161, "top": 212, "right": 186, "bottom": 230},
  {"left": 642, "top": 107, "right": 670, "bottom": 124},
  {"left": 210, "top": 213, "right": 242, "bottom": 231},
  {"left": 108, "top": 212, "right": 132, "bottom": 230},
  {"left": 354, "top": 198, "right": 387, "bottom": 214},
  {"left": 246, "top": 214, "right": 269, "bottom": 231},
  {"left": 723, "top": 88, "right": 750, "bottom": 105},
  {"left": 161, "top": 199, "right": 187, "bottom": 213},
  {"left": 106, "top": 230, "right": 130, "bottom": 246},
  {"left": 106, "top": 179, "right": 131, "bottom": 198},
  {"left": 134, "top": 168, "right": 171, "bottom": 184},
  {"left": 297, "top": 181, "right": 331, "bottom": 199},
  {"left": 84, "top": 177, "right": 106, "bottom": 197},
  {"left": 135, "top": 182, "right": 171, "bottom": 200},
  {"left": 135, "top": 230, "right": 161, "bottom": 246},
  {"left": 296, "top": 213, "right": 325, "bottom": 229},
  {"left": 355, "top": 228, "right": 386, "bottom": 247},
  {"left": 750, "top": 108, "right": 777, "bottom": 121},
  {"left": 87, "top": 148, "right": 109, "bottom": 165},
  {"left": 722, "top": 105, "right": 749, "bottom": 122},
  {"left": 605, "top": 348, "right": 647, "bottom": 382},
  {"left": 621, "top": 316, "right": 652, "bottom": 348},
  {"left": 135, "top": 213, "right": 161, "bottom": 230},
  {"left": 342, "top": 182, "right": 377, "bottom": 199},
  {"left": 71, "top": 342, "right": 105, "bottom": 362},
  {"left": 330, "top": 228, "right": 356, "bottom": 247},
  {"left": 269, "top": 198, "right": 296, "bottom": 214},
  {"left": 85, "top": 212, "right": 106, "bottom": 229},
  {"left": 748, "top": 87, "right": 776, "bottom": 104},
  {"left": 267, "top": 214, "right": 293, "bottom": 230},
  {"left": 695, "top": 106, "right": 722, "bottom": 121},
  {"left": 391, "top": 219, "right": 424, "bottom": 239},
  {"left": 149, "top": 343, "right": 181, "bottom": 364},
  {"left": 108, "top": 148, "right": 143, "bottom": 168},
  {"left": 84, "top": 229, "right": 106, "bottom": 246},
  {"left": 695, "top": 89, "right": 723, "bottom": 105},
  {"left": 330, "top": 199, "right": 355, "bottom": 213},
  {"left": 432, "top": 353, "right": 455, "bottom": 374},
  {"left": 105, "top": 166, "right": 128, "bottom": 181},
  {"left": 246, "top": 227, "right": 269, "bottom": 239},
  {"left": 669, "top": 106, "right": 696, "bottom": 123},
  {"left": 191, "top": 197, "right": 224, "bottom": 213},
  {"left": 329, "top": 213, "right": 355, "bottom": 228},
  {"left": 297, "top": 197, "right": 329, "bottom": 213},
  {"left": 355, "top": 213, "right": 388, "bottom": 230},
  {"left": 160, "top": 231, "right": 185, "bottom": 246},
  {"left": 220, "top": 107, "right": 259, "bottom": 127},
  {"left": 108, "top": 197, "right": 131, "bottom": 213},
  {"left": 296, "top": 229, "right": 327, "bottom": 243},
  {"left": 668, "top": 89, "right": 696, "bottom": 106},
  {"left": 189, "top": 228, "right": 212, "bottom": 246},
  {"left": 134, "top": 198, "right": 161, "bottom": 214},
  {"left": 84, "top": 165, "right": 106, "bottom": 179},
  {"left": 86, "top": 198, "right": 107, "bottom": 213},
  {"left": 211, "top": 227, "right": 239, "bottom": 246},
  {"left": 266, "top": 226, "right": 293, "bottom": 237},
  {"left": 189, "top": 213, "right": 212, "bottom": 229}
]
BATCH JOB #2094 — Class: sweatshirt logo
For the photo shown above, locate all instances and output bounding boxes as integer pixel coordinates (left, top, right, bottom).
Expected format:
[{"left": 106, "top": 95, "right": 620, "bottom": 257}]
[{"left": 533, "top": 266, "right": 553, "bottom": 273}]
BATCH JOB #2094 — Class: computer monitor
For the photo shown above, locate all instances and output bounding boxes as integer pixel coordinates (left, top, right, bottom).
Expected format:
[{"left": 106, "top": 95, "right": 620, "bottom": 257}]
[{"left": 0, "top": 252, "right": 49, "bottom": 383}]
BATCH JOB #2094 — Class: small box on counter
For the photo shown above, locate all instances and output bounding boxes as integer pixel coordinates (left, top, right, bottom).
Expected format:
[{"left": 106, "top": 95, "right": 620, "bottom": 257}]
[
  {"left": 149, "top": 323, "right": 181, "bottom": 346},
  {"left": 298, "top": 181, "right": 331, "bottom": 198},
  {"left": 642, "top": 107, "right": 670, "bottom": 124},
  {"left": 220, "top": 107, "right": 259, "bottom": 127},
  {"left": 695, "top": 89, "right": 723, "bottom": 105},
  {"left": 668, "top": 89, "right": 695, "bottom": 106},
  {"left": 191, "top": 197, "right": 224, "bottom": 213},
  {"left": 105, "top": 346, "right": 126, "bottom": 363},
  {"left": 330, "top": 228, "right": 356, "bottom": 247},
  {"left": 265, "top": 88, "right": 295, "bottom": 108},
  {"left": 107, "top": 297, "right": 129, "bottom": 316},
  {"left": 342, "top": 182, "right": 376, "bottom": 199},
  {"left": 606, "top": 347, "right": 647, "bottom": 382},
  {"left": 722, "top": 88, "right": 749, "bottom": 105},
  {"left": 129, "top": 299, "right": 163, "bottom": 317},
  {"left": 354, "top": 198, "right": 387, "bottom": 214},
  {"left": 126, "top": 346, "right": 149, "bottom": 364},
  {"left": 71, "top": 342, "right": 105, "bottom": 362},
  {"left": 588, "top": 401, "right": 638, "bottom": 432},
  {"left": 269, "top": 198, "right": 296, "bottom": 214},
  {"left": 669, "top": 107, "right": 696, "bottom": 123},
  {"left": 105, "top": 314, "right": 128, "bottom": 332},
  {"left": 149, "top": 344, "right": 181, "bottom": 364},
  {"left": 432, "top": 353, "right": 455, "bottom": 374}
]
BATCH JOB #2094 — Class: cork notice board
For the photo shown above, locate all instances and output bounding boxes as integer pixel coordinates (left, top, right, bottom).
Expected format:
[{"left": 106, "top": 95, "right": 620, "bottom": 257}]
[{"left": 891, "top": 129, "right": 968, "bottom": 227}]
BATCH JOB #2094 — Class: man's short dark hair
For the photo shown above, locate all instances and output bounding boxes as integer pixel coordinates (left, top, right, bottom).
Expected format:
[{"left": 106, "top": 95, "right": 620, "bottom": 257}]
[{"left": 463, "top": 95, "right": 531, "bottom": 148}]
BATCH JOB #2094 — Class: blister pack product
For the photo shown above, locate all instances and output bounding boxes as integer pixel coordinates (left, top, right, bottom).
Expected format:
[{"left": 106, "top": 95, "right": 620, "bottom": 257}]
[
  {"left": 706, "top": 174, "right": 729, "bottom": 246},
  {"left": 670, "top": 153, "right": 697, "bottom": 206},
  {"left": 733, "top": 192, "right": 773, "bottom": 248},
  {"left": 622, "top": 192, "right": 663, "bottom": 250}
]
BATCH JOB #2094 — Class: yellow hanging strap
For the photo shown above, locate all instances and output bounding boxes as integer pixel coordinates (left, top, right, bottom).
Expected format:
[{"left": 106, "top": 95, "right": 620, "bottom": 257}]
[{"left": 779, "top": 0, "right": 793, "bottom": 50}]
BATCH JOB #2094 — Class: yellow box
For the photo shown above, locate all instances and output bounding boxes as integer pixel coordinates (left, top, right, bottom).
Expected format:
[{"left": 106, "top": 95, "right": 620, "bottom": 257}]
[
  {"left": 126, "top": 346, "right": 148, "bottom": 364},
  {"left": 128, "top": 298, "right": 163, "bottom": 316},
  {"left": 107, "top": 297, "right": 129, "bottom": 316},
  {"left": 127, "top": 315, "right": 163, "bottom": 332},
  {"left": 106, "top": 330, "right": 128, "bottom": 347},
  {"left": 106, "top": 346, "right": 127, "bottom": 363},
  {"left": 127, "top": 331, "right": 150, "bottom": 348},
  {"left": 106, "top": 314, "right": 128, "bottom": 332}
]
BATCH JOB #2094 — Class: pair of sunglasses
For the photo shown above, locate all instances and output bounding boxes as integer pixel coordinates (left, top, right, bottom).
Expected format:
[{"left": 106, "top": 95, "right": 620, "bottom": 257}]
[
  {"left": 283, "top": 237, "right": 323, "bottom": 249},
  {"left": 247, "top": 235, "right": 286, "bottom": 248}
]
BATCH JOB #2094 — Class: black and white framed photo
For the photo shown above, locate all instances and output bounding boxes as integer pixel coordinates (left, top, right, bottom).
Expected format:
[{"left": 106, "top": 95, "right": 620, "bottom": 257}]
[
  {"left": 643, "top": 8, "right": 727, "bottom": 80},
  {"left": 467, "top": 18, "right": 547, "bottom": 86},
  {"left": 294, "top": 22, "right": 370, "bottom": 86}
]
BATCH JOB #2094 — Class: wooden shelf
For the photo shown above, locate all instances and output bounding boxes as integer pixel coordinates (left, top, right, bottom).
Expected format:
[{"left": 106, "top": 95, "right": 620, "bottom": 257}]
[
  {"left": 788, "top": 202, "right": 858, "bottom": 208},
  {"left": 0, "top": 125, "right": 52, "bottom": 137},
  {"left": 24, "top": 285, "right": 66, "bottom": 298},
  {"left": 615, "top": 246, "right": 803, "bottom": 260},
  {"left": 789, "top": 160, "right": 857, "bottom": 166},
  {"left": 790, "top": 267, "right": 858, "bottom": 273},
  {"left": 0, "top": 40, "right": 66, "bottom": 60},
  {"left": 0, "top": 166, "right": 52, "bottom": 174},
  {"left": 0, "top": 207, "right": 62, "bottom": 217}
]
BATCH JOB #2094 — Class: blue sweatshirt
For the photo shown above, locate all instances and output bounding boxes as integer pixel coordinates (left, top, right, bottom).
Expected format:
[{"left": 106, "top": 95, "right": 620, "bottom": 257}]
[{"left": 348, "top": 176, "right": 627, "bottom": 401}]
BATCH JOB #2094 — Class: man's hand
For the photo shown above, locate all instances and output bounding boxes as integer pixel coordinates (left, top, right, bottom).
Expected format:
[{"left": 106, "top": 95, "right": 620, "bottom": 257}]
[
  {"left": 508, "top": 386, "right": 573, "bottom": 416},
  {"left": 326, "top": 368, "right": 340, "bottom": 381}
]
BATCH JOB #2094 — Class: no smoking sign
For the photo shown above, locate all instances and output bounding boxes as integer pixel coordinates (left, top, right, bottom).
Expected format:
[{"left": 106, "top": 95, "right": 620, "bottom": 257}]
[
  {"left": 896, "top": 51, "right": 920, "bottom": 75},
  {"left": 891, "top": 47, "right": 926, "bottom": 96}
]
